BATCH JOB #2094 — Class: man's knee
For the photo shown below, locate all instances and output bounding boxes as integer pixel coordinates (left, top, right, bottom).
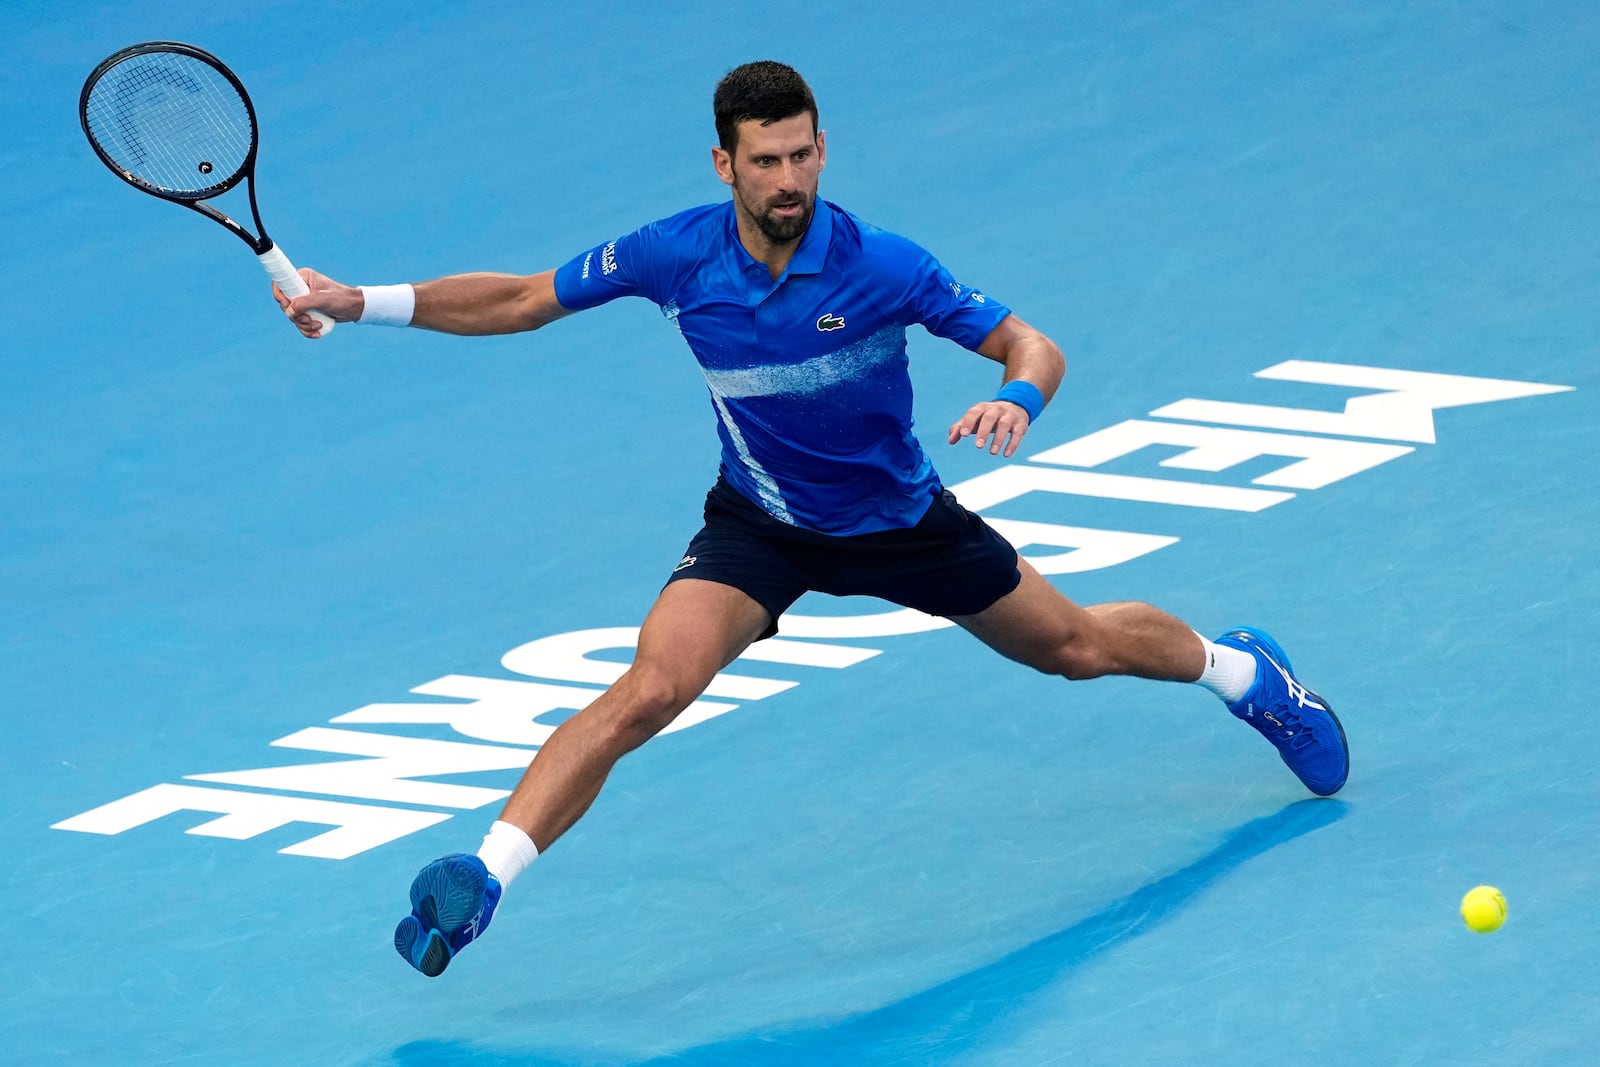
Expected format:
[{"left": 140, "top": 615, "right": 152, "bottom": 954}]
[
  {"left": 602, "top": 662, "right": 705, "bottom": 742},
  {"left": 1034, "top": 627, "right": 1120, "bottom": 681},
  {"left": 1051, "top": 638, "right": 1114, "bottom": 680}
]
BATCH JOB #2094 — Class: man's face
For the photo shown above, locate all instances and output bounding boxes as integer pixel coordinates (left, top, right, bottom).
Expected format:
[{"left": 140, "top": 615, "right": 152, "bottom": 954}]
[{"left": 714, "top": 113, "right": 826, "bottom": 245}]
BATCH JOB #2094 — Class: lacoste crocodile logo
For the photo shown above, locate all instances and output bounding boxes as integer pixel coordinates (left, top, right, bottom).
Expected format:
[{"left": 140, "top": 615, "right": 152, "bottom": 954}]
[{"left": 816, "top": 313, "right": 846, "bottom": 332}]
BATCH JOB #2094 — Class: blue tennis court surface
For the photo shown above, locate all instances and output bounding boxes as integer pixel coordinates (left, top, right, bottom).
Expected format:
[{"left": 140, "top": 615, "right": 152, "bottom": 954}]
[{"left": 4, "top": 2, "right": 1597, "bottom": 1064}]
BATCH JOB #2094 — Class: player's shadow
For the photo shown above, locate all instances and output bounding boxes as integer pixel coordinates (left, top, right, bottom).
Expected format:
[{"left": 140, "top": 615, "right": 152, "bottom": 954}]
[{"left": 390, "top": 797, "right": 1348, "bottom": 1067}]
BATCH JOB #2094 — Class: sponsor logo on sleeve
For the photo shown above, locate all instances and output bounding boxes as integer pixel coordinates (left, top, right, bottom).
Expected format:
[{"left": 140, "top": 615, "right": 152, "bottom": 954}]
[{"left": 816, "top": 313, "right": 846, "bottom": 332}]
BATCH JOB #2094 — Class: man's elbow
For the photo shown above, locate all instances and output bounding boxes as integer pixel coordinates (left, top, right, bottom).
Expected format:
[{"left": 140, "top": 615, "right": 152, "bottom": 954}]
[{"left": 1030, "top": 330, "right": 1066, "bottom": 383}]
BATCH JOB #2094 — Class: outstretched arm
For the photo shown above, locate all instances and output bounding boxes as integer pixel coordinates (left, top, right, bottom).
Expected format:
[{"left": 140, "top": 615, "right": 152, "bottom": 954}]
[
  {"left": 273, "top": 268, "right": 573, "bottom": 339},
  {"left": 947, "top": 313, "right": 1065, "bottom": 457}
]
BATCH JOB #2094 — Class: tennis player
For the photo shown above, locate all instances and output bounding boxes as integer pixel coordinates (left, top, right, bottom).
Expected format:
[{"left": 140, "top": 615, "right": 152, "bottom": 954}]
[{"left": 275, "top": 61, "right": 1349, "bottom": 978}]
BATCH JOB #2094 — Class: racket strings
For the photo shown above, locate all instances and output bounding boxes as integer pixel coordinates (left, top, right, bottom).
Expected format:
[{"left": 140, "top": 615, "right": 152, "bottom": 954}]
[{"left": 84, "top": 52, "right": 254, "bottom": 197}]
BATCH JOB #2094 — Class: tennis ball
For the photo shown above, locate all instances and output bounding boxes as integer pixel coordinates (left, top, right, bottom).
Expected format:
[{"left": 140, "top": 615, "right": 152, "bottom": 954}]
[{"left": 1460, "top": 885, "right": 1507, "bottom": 933}]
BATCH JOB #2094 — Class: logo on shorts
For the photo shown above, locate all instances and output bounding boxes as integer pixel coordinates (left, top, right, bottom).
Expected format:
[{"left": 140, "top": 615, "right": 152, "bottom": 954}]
[
  {"left": 673, "top": 555, "right": 697, "bottom": 573},
  {"left": 816, "top": 312, "right": 845, "bottom": 332}
]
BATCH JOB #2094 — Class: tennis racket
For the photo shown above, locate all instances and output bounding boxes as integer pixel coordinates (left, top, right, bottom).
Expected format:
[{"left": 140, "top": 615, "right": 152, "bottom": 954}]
[{"left": 79, "top": 41, "right": 335, "bottom": 334}]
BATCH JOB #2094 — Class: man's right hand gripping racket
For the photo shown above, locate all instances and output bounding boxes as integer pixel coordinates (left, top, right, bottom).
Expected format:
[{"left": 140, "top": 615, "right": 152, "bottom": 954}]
[{"left": 80, "top": 41, "right": 335, "bottom": 336}]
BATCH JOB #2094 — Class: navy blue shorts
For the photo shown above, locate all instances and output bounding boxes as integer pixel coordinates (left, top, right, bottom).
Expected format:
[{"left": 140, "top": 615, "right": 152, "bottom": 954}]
[{"left": 666, "top": 476, "right": 1022, "bottom": 638}]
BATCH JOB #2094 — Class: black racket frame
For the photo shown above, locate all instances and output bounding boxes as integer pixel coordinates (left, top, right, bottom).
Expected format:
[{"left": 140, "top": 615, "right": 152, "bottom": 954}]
[{"left": 80, "top": 41, "right": 274, "bottom": 254}]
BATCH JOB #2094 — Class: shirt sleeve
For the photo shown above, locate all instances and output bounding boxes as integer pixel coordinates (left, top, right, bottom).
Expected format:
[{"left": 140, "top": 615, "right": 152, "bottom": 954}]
[
  {"left": 908, "top": 247, "right": 1004, "bottom": 348},
  {"left": 886, "top": 236, "right": 1013, "bottom": 349},
  {"left": 552, "top": 223, "right": 665, "bottom": 311}
]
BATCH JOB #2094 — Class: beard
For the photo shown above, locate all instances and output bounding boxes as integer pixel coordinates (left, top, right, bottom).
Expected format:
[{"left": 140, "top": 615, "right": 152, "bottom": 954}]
[
  {"left": 755, "top": 195, "right": 813, "bottom": 243},
  {"left": 740, "top": 186, "right": 814, "bottom": 243}
]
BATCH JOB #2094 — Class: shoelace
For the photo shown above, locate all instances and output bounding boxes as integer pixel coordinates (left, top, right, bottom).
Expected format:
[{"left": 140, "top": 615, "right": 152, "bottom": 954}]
[{"left": 1260, "top": 707, "right": 1317, "bottom": 750}]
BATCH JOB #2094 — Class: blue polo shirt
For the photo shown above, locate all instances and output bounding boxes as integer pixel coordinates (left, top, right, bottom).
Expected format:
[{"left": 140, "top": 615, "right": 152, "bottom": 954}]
[{"left": 552, "top": 199, "right": 1012, "bottom": 535}]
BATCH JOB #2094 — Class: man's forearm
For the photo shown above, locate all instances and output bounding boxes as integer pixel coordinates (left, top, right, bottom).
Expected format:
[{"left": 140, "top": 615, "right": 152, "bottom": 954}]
[
  {"left": 1000, "top": 332, "right": 1065, "bottom": 403},
  {"left": 410, "top": 270, "right": 566, "bottom": 335}
]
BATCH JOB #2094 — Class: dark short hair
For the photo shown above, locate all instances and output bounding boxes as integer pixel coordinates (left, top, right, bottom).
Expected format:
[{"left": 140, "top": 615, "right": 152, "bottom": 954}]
[{"left": 713, "top": 61, "right": 818, "bottom": 152}]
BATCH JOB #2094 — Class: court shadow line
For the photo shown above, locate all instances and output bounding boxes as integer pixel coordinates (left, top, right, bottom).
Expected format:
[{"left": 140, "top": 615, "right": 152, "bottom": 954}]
[{"left": 391, "top": 797, "right": 1348, "bottom": 1067}]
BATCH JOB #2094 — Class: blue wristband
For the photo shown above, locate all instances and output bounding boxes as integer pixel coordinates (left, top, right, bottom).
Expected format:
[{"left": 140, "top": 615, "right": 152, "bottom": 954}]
[{"left": 994, "top": 380, "right": 1044, "bottom": 422}]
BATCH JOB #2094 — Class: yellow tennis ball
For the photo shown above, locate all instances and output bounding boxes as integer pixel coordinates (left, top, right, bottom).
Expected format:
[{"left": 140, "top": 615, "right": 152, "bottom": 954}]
[{"left": 1460, "top": 885, "right": 1507, "bottom": 933}]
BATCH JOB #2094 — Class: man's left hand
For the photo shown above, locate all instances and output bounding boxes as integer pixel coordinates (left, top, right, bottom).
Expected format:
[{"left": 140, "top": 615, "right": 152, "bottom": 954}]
[{"left": 948, "top": 400, "right": 1031, "bottom": 458}]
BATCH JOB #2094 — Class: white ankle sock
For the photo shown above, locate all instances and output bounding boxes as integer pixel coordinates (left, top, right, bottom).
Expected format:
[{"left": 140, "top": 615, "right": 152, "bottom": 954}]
[
  {"left": 476, "top": 820, "right": 539, "bottom": 889},
  {"left": 1192, "top": 631, "right": 1258, "bottom": 703}
]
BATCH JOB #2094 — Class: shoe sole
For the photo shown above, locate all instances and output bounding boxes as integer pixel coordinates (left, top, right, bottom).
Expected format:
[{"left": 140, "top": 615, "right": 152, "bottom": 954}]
[
  {"left": 1222, "top": 626, "right": 1350, "bottom": 797},
  {"left": 394, "top": 914, "right": 451, "bottom": 977},
  {"left": 395, "top": 855, "right": 487, "bottom": 978}
]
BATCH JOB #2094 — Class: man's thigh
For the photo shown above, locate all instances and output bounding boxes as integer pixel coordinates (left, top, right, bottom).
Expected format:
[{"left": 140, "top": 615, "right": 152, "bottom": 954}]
[
  {"left": 635, "top": 578, "right": 776, "bottom": 686},
  {"left": 948, "top": 558, "right": 1094, "bottom": 671}
]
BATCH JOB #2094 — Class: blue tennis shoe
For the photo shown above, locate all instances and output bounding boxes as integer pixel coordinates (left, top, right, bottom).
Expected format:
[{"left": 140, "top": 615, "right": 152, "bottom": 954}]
[
  {"left": 1215, "top": 627, "right": 1348, "bottom": 796},
  {"left": 394, "top": 853, "right": 501, "bottom": 977}
]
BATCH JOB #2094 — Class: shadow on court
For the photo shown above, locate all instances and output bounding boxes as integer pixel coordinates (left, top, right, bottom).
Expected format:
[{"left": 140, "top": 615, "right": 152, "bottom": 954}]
[{"left": 387, "top": 798, "right": 1349, "bottom": 1067}]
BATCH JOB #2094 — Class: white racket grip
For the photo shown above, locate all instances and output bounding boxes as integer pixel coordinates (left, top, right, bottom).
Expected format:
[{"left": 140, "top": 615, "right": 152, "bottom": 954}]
[{"left": 258, "top": 244, "right": 336, "bottom": 335}]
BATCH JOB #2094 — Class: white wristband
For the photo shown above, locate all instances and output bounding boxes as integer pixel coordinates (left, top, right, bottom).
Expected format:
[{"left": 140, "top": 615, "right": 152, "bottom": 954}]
[{"left": 357, "top": 284, "right": 415, "bottom": 326}]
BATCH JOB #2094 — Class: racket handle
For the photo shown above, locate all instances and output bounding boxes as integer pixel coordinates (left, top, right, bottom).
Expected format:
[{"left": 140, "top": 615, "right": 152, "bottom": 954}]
[{"left": 258, "top": 244, "right": 337, "bottom": 335}]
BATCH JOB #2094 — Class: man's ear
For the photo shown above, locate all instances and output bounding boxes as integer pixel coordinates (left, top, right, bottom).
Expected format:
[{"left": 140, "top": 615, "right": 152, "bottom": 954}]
[{"left": 712, "top": 145, "right": 735, "bottom": 186}]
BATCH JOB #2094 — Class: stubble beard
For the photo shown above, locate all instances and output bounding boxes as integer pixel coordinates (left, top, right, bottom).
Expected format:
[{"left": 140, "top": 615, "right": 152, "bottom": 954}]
[{"left": 737, "top": 182, "right": 815, "bottom": 244}]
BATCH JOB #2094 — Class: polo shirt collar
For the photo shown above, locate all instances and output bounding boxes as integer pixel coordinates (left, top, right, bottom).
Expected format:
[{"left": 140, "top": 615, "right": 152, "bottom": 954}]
[
  {"left": 723, "top": 197, "right": 835, "bottom": 277},
  {"left": 786, "top": 197, "right": 833, "bottom": 275}
]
